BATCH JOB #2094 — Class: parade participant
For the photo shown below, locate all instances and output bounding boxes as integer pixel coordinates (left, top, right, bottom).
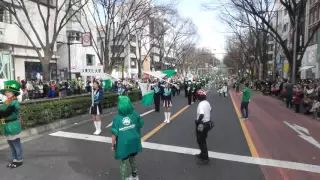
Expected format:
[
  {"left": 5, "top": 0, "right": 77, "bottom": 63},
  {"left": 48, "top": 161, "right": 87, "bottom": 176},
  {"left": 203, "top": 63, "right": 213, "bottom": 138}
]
[
  {"left": 237, "top": 82, "right": 251, "bottom": 120},
  {"left": 176, "top": 81, "right": 181, "bottom": 95},
  {"left": 171, "top": 81, "right": 177, "bottom": 97},
  {"left": 222, "top": 83, "right": 228, "bottom": 99},
  {"left": 117, "top": 83, "right": 125, "bottom": 96},
  {"left": 90, "top": 81, "right": 103, "bottom": 135},
  {"left": 187, "top": 80, "right": 193, "bottom": 105},
  {"left": 111, "top": 96, "right": 144, "bottom": 180},
  {"left": 163, "top": 82, "right": 172, "bottom": 123},
  {"left": 152, "top": 79, "right": 162, "bottom": 112},
  {"left": 184, "top": 78, "right": 188, "bottom": 97},
  {"left": 193, "top": 81, "right": 201, "bottom": 102},
  {"left": 195, "top": 89, "right": 213, "bottom": 165},
  {"left": 192, "top": 80, "right": 197, "bottom": 102},
  {"left": 0, "top": 80, "right": 23, "bottom": 168}
]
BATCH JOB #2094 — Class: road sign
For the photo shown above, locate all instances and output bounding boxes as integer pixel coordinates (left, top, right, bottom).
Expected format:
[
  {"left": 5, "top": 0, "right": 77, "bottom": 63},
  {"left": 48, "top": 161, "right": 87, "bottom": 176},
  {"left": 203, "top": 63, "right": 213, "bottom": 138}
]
[
  {"left": 284, "top": 121, "right": 320, "bottom": 149},
  {"left": 80, "top": 66, "right": 103, "bottom": 76},
  {"left": 82, "top": 32, "right": 92, "bottom": 47}
]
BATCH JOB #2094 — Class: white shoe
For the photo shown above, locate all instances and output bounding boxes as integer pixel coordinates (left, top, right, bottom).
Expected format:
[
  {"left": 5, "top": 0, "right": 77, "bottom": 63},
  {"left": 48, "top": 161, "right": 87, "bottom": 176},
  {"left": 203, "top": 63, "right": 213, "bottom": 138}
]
[{"left": 126, "top": 175, "right": 139, "bottom": 180}]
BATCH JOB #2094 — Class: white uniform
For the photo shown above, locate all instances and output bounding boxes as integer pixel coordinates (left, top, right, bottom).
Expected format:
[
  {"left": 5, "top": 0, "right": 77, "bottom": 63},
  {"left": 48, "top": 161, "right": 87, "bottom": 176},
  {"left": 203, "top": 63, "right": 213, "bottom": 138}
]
[{"left": 197, "top": 100, "right": 211, "bottom": 123}]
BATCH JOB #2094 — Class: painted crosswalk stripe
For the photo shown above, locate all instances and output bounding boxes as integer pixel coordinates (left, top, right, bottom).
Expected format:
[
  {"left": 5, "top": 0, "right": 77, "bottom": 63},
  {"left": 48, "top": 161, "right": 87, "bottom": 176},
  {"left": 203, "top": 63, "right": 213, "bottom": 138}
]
[
  {"left": 105, "top": 109, "right": 155, "bottom": 128},
  {"left": 49, "top": 131, "right": 320, "bottom": 174}
]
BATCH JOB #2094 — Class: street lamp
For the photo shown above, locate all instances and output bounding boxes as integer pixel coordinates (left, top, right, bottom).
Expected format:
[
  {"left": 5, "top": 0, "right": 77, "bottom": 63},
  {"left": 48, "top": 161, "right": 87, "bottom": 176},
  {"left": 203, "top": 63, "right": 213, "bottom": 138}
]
[{"left": 57, "top": 33, "right": 82, "bottom": 80}]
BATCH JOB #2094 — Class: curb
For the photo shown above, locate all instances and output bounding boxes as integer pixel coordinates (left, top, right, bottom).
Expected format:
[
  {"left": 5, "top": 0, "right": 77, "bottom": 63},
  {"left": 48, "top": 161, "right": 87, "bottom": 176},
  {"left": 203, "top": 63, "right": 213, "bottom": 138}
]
[{"left": 0, "top": 102, "right": 139, "bottom": 149}]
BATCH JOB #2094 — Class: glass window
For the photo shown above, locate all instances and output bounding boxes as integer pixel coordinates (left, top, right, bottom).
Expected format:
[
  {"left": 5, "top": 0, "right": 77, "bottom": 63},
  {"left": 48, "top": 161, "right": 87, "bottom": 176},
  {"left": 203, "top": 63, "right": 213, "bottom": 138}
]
[
  {"left": 0, "top": 7, "right": 11, "bottom": 24},
  {"left": 86, "top": 54, "right": 95, "bottom": 66}
]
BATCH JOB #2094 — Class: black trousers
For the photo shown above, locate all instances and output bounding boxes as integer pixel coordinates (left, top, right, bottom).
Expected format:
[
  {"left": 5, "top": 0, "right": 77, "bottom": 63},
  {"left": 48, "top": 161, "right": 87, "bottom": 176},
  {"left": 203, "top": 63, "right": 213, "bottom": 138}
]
[
  {"left": 172, "top": 90, "right": 176, "bottom": 97},
  {"left": 185, "top": 89, "right": 188, "bottom": 97},
  {"left": 177, "top": 89, "right": 180, "bottom": 95},
  {"left": 154, "top": 95, "right": 161, "bottom": 112},
  {"left": 240, "top": 101, "right": 249, "bottom": 118},
  {"left": 286, "top": 95, "right": 293, "bottom": 108},
  {"left": 295, "top": 104, "right": 300, "bottom": 113},
  {"left": 196, "top": 123, "right": 210, "bottom": 160},
  {"left": 236, "top": 87, "right": 239, "bottom": 93},
  {"left": 188, "top": 93, "right": 192, "bottom": 105},
  {"left": 193, "top": 92, "right": 197, "bottom": 102}
]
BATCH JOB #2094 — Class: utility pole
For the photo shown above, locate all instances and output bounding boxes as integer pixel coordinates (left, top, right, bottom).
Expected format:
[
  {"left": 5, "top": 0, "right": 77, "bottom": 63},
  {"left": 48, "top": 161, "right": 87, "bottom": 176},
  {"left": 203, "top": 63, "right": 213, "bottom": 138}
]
[
  {"left": 67, "top": 35, "right": 72, "bottom": 80},
  {"left": 292, "top": 14, "right": 299, "bottom": 84},
  {"left": 273, "top": 11, "right": 279, "bottom": 81}
]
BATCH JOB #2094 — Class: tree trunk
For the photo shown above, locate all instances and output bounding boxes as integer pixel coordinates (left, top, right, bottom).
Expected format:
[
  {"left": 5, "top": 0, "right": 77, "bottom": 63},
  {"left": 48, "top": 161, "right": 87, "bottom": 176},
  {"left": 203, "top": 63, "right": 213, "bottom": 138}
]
[{"left": 41, "top": 55, "right": 51, "bottom": 81}]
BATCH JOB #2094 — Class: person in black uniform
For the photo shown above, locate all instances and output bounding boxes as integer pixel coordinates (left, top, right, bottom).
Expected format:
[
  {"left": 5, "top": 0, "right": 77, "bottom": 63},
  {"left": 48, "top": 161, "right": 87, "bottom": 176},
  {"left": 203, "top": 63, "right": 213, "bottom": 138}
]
[
  {"left": 152, "top": 80, "right": 162, "bottom": 112},
  {"left": 171, "top": 81, "right": 177, "bottom": 97},
  {"left": 187, "top": 80, "right": 193, "bottom": 105},
  {"left": 177, "top": 81, "right": 181, "bottom": 95},
  {"left": 184, "top": 78, "right": 188, "bottom": 97}
]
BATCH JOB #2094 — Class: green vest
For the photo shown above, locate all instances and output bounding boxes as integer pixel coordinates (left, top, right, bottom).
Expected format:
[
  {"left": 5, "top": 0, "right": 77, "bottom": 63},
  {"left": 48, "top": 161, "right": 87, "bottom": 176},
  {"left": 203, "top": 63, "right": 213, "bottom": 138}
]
[
  {"left": 111, "top": 111, "right": 144, "bottom": 160},
  {"left": 0, "top": 99, "right": 22, "bottom": 136}
]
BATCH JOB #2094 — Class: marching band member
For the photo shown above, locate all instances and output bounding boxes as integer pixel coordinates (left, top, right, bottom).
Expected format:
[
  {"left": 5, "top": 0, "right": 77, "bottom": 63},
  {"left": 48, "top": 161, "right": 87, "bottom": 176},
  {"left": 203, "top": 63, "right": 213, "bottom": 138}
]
[{"left": 162, "top": 82, "right": 172, "bottom": 123}]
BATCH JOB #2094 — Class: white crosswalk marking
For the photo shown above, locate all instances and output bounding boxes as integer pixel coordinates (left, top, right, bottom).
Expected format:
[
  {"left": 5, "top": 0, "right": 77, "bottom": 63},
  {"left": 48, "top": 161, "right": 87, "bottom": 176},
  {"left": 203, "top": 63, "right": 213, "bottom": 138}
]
[
  {"left": 50, "top": 131, "right": 320, "bottom": 174},
  {"left": 105, "top": 109, "right": 155, "bottom": 128}
]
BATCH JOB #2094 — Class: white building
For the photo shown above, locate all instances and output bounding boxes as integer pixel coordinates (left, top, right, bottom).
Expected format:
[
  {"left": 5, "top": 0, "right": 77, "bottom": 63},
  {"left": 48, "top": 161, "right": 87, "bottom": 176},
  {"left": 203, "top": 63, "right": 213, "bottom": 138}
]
[
  {"left": 0, "top": 0, "right": 62, "bottom": 80},
  {"left": 300, "top": 0, "right": 320, "bottom": 79},
  {"left": 268, "top": 1, "right": 291, "bottom": 79},
  {"left": 57, "top": 0, "right": 98, "bottom": 81}
]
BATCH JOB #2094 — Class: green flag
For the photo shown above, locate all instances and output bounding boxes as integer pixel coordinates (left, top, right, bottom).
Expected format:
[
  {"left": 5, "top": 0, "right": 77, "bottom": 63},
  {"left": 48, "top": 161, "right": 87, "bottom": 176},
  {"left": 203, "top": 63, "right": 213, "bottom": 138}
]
[
  {"left": 138, "top": 82, "right": 154, "bottom": 106},
  {"left": 161, "top": 69, "right": 177, "bottom": 78}
]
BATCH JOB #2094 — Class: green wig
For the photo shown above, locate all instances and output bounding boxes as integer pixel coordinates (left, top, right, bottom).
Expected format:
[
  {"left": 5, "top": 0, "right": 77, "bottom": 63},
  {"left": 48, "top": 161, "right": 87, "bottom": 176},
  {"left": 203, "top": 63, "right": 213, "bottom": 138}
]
[{"left": 117, "top": 96, "right": 133, "bottom": 116}]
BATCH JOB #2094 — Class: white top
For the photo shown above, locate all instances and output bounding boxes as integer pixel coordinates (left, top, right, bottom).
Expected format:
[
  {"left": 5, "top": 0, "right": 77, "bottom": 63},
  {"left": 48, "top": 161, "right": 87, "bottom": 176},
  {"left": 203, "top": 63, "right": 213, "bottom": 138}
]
[{"left": 197, "top": 100, "right": 211, "bottom": 123}]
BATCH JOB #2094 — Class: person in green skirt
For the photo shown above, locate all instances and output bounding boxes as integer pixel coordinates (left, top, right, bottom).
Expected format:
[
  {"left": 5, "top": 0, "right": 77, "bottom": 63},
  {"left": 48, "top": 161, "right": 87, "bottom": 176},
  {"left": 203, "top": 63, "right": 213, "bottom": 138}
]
[
  {"left": 0, "top": 80, "right": 23, "bottom": 168},
  {"left": 111, "top": 96, "right": 144, "bottom": 180}
]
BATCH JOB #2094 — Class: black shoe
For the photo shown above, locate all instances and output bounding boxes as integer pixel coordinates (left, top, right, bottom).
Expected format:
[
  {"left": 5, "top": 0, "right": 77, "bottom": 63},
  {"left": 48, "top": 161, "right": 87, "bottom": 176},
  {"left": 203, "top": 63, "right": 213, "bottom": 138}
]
[
  {"left": 195, "top": 154, "right": 201, "bottom": 159},
  {"left": 197, "top": 159, "right": 209, "bottom": 165},
  {"left": 10, "top": 161, "right": 23, "bottom": 168}
]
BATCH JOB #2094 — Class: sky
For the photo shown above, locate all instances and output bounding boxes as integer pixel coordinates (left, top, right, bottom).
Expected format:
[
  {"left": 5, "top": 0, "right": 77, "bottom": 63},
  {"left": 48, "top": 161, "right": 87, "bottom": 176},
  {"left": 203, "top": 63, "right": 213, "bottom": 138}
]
[{"left": 158, "top": 0, "right": 229, "bottom": 60}]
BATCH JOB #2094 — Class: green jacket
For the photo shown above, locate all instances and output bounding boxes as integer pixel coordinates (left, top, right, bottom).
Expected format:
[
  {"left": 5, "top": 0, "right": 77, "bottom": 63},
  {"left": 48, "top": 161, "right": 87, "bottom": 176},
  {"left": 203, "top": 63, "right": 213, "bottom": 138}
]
[
  {"left": 0, "top": 99, "right": 22, "bottom": 136},
  {"left": 111, "top": 111, "right": 144, "bottom": 160}
]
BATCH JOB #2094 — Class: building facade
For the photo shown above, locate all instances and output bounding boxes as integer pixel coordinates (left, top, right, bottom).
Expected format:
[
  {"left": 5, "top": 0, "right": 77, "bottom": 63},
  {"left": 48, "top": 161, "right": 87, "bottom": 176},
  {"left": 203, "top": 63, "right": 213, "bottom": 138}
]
[
  {"left": 57, "top": 0, "right": 98, "bottom": 80},
  {"left": 301, "top": 0, "right": 320, "bottom": 79},
  {"left": 0, "top": 0, "right": 62, "bottom": 81}
]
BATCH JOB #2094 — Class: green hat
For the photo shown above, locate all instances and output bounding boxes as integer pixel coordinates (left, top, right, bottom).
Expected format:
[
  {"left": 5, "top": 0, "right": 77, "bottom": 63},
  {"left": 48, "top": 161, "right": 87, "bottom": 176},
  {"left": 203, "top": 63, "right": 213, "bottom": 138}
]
[
  {"left": 0, "top": 80, "right": 21, "bottom": 96},
  {"left": 117, "top": 96, "right": 133, "bottom": 116}
]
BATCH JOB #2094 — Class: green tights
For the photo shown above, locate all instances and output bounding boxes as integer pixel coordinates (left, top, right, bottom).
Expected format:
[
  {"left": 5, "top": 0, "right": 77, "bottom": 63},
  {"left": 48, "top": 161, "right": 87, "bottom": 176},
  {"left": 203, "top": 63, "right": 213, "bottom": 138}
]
[{"left": 120, "top": 156, "right": 137, "bottom": 180}]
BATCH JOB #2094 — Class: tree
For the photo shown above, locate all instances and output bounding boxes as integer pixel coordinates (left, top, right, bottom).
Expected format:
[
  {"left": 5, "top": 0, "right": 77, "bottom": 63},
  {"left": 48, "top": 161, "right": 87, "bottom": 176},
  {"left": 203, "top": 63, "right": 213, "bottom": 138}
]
[
  {"left": 131, "top": 4, "right": 177, "bottom": 78},
  {"left": 79, "top": 0, "right": 166, "bottom": 74},
  {"left": 157, "top": 15, "right": 198, "bottom": 69},
  {"left": 206, "top": 0, "right": 320, "bottom": 81},
  {"left": 1, "top": 0, "right": 88, "bottom": 80}
]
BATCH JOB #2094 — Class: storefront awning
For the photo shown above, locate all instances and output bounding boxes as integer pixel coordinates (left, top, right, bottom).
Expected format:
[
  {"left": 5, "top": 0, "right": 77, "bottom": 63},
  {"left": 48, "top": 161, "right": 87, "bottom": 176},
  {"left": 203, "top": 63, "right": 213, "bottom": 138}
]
[{"left": 299, "top": 65, "right": 315, "bottom": 71}]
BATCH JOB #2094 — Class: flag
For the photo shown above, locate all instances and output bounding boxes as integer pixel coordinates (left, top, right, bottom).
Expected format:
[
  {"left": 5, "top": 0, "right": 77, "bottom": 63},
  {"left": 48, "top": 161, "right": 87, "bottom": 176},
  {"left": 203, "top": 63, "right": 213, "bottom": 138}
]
[
  {"left": 144, "top": 71, "right": 166, "bottom": 79},
  {"left": 161, "top": 69, "right": 177, "bottom": 78},
  {"left": 103, "top": 79, "right": 112, "bottom": 90},
  {"left": 138, "top": 83, "right": 154, "bottom": 106}
]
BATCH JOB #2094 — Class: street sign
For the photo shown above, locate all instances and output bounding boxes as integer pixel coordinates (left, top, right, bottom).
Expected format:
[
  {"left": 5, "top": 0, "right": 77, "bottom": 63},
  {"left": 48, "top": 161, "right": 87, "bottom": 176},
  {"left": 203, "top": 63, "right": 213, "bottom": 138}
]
[
  {"left": 82, "top": 32, "right": 92, "bottom": 47},
  {"left": 284, "top": 121, "right": 320, "bottom": 149},
  {"left": 80, "top": 66, "right": 103, "bottom": 76}
]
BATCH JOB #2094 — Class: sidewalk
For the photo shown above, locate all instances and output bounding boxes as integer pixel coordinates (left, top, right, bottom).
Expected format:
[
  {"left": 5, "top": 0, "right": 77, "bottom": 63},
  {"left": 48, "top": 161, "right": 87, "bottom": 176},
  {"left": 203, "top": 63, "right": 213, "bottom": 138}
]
[{"left": 230, "top": 90, "right": 320, "bottom": 180}]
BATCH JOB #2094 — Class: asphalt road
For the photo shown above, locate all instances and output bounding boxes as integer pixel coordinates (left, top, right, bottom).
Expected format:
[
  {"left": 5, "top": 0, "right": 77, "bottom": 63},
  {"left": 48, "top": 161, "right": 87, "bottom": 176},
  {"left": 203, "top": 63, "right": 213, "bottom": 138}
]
[{"left": 1, "top": 86, "right": 318, "bottom": 180}]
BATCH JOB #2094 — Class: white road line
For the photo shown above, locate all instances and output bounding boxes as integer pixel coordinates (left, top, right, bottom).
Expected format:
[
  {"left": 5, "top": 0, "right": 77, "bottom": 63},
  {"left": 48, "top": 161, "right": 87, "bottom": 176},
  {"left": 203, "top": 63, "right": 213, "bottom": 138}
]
[
  {"left": 49, "top": 131, "right": 320, "bottom": 173},
  {"left": 105, "top": 109, "right": 155, "bottom": 128}
]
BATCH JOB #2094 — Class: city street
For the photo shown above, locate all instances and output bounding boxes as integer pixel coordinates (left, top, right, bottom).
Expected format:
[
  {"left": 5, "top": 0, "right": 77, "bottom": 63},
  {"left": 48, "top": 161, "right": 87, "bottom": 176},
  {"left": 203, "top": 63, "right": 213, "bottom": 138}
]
[{"left": 0, "top": 87, "right": 319, "bottom": 180}]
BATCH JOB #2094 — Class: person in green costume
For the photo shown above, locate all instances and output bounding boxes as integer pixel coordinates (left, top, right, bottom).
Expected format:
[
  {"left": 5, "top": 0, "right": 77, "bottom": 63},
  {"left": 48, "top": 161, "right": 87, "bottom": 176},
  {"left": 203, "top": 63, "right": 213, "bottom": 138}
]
[
  {"left": 0, "top": 80, "right": 23, "bottom": 168},
  {"left": 111, "top": 96, "right": 144, "bottom": 180}
]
